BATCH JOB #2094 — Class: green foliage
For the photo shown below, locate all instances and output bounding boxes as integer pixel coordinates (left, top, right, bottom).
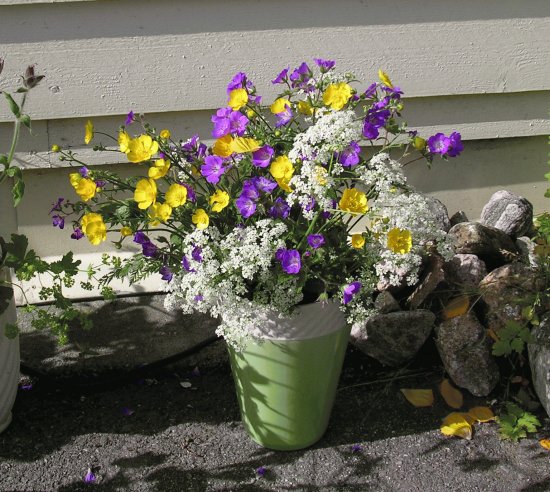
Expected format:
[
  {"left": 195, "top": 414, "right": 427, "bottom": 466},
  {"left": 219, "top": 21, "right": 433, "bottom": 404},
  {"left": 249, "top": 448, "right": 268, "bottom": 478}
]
[
  {"left": 492, "top": 320, "right": 533, "bottom": 357},
  {"left": 0, "top": 285, "right": 14, "bottom": 316},
  {"left": 497, "top": 402, "right": 541, "bottom": 442},
  {"left": 4, "top": 323, "right": 19, "bottom": 339}
]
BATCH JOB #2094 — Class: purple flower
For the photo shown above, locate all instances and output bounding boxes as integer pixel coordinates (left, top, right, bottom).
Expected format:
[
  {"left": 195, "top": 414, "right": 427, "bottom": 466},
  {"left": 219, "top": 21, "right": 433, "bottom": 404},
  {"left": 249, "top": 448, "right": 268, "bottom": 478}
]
[
  {"left": 20, "top": 383, "right": 33, "bottom": 391},
  {"left": 228, "top": 111, "right": 249, "bottom": 136},
  {"left": 236, "top": 195, "right": 257, "bottom": 218},
  {"left": 241, "top": 180, "right": 260, "bottom": 200},
  {"left": 227, "top": 72, "right": 252, "bottom": 93},
  {"left": 191, "top": 246, "right": 203, "bottom": 262},
  {"left": 181, "top": 135, "right": 207, "bottom": 163},
  {"left": 71, "top": 227, "right": 84, "bottom": 240},
  {"left": 120, "top": 407, "right": 134, "bottom": 416},
  {"left": 95, "top": 180, "right": 106, "bottom": 188},
  {"left": 252, "top": 145, "right": 274, "bottom": 168},
  {"left": 269, "top": 197, "right": 291, "bottom": 219},
  {"left": 182, "top": 256, "right": 196, "bottom": 273},
  {"left": 322, "top": 199, "right": 337, "bottom": 219},
  {"left": 159, "top": 265, "right": 173, "bottom": 282},
  {"left": 304, "top": 196, "right": 316, "bottom": 213},
  {"left": 343, "top": 281, "right": 362, "bottom": 305},
  {"left": 251, "top": 176, "right": 277, "bottom": 193},
  {"left": 314, "top": 58, "right": 335, "bottom": 72},
  {"left": 384, "top": 85, "right": 404, "bottom": 99},
  {"left": 337, "top": 142, "right": 361, "bottom": 167},
  {"left": 272, "top": 67, "right": 289, "bottom": 85},
  {"left": 211, "top": 107, "right": 232, "bottom": 138},
  {"left": 201, "top": 156, "right": 226, "bottom": 184},
  {"left": 133, "top": 231, "right": 149, "bottom": 244},
  {"left": 290, "top": 62, "right": 311, "bottom": 89},
  {"left": 277, "top": 249, "right": 301, "bottom": 274},
  {"left": 125, "top": 110, "right": 135, "bottom": 125},
  {"left": 275, "top": 105, "right": 293, "bottom": 127},
  {"left": 183, "top": 184, "right": 196, "bottom": 202},
  {"left": 447, "top": 132, "right": 463, "bottom": 157},
  {"left": 249, "top": 95, "right": 262, "bottom": 105},
  {"left": 194, "top": 295, "right": 204, "bottom": 303},
  {"left": 364, "top": 83, "right": 377, "bottom": 99},
  {"left": 79, "top": 166, "right": 89, "bottom": 178},
  {"left": 307, "top": 234, "right": 325, "bottom": 249},
  {"left": 84, "top": 468, "right": 96, "bottom": 483},
  {"left": 49, "top": 197, "right": 64, "bottom": 214},
  {"left": 362, "top": 121, "right": 379, "bottom": 140},
  {"left": 255, "top": 466, "right": 267, "bottom": 477},
  {"left": 141, "top": 241, "right": 158, "bottom": 258},
  {"left": 51, "top": 215, "right": 65, "bottom": 230},
  {"left": 427, "top": 133, "right": 451, "bottom": 155},
  {"left": 351, "top": 444, "right": 363, "bottom": 453}
]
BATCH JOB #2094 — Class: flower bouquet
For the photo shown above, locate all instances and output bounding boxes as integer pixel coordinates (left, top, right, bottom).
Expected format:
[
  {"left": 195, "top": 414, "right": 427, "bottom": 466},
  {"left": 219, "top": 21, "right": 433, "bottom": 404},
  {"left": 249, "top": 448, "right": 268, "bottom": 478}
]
[
  {"left": 52, "top": 59, "right": 462, "bottom": 448},
  {"left": 53, "top": 59, "right": 461, "bottom": 345}
]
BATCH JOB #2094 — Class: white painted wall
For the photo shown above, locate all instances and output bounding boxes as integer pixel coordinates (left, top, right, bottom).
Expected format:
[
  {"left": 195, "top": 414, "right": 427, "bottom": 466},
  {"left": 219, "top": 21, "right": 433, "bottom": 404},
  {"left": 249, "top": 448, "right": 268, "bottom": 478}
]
[{"left": 1, "top": 0, "right": 549, "bottom": 301}]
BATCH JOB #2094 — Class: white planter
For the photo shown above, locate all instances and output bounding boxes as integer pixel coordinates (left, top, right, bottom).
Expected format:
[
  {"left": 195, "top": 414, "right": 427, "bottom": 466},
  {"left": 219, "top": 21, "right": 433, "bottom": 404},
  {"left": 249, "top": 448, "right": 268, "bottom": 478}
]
[{"left": 0, "top": 268, "right": 19, "bottom": 434}]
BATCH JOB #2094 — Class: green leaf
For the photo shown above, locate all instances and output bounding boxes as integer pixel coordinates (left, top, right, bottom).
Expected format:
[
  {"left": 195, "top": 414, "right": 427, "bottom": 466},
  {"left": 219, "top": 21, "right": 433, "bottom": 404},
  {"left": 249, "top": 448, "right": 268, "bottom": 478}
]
[
  {"left": 15, "top": 87, "right": 28, "bottom": 94},
  {"left": 0, "top": 154, "right": 8, "bottom": 165},
  {"left": 4, "top": 323, "right": 19, "bottom": 339},
  {"left": 49, "top": 252, "right": 81, "bottom": 276},
  {"left": 5, "top": 165, "right": 22, "bottom": 178},
  {"left": 492, "top": 339, "right": 511, "bottom": 357},
  {"left": 20, "top": 114, "right": 31, "bottom": 130},
  {"left": 545, "top": 188, "right": 550, "bottom": 199},
  {"left": 12, "top": 178, "right": 24, "bottom": 207},
  {"left": 3, "top": 92, "right": 20, "bottom": 118},
  {"left": 498, "top": 402, "right": 541, "bottom": 442}
]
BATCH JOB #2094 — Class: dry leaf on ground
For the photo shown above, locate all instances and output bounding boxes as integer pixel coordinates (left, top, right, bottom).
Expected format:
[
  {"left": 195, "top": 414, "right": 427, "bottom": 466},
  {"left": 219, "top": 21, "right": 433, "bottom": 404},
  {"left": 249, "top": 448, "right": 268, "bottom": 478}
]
[
  {"left": 400, "top": 388, "right": 434, "bottom": 407},
  {"left": 440, "top": 412, "right": 473, "bottom": 440},
  {"left": 439, "top": 379, "right": 464, "bottom": 409},
  {"left": 539, "top": 439, "right": 550, "bottom": 451},
  {"left": 442, "top": 295, "right": 470, "bottom": 320},
  {"left": 467, "top": 406, "right": 496, "bottom": 423}
]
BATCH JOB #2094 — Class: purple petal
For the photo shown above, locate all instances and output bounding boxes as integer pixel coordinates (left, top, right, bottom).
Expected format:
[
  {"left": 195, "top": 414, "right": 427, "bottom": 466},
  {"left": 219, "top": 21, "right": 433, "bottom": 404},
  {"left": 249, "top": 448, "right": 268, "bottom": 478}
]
[
  {"left": 71, "top": 227, "right": 84, "bottom": 240},
  {"left": 125, "top": 110, "right": 135, "bottom": 125},
  {"left": 84, "top": 468, "right": 96, "bottom": 483},
  {"left": 255, "top": 466, "right": 267, "bottom": 477},
  {"left": 121, "top": 407, "right": 134, "bottom": 416}
]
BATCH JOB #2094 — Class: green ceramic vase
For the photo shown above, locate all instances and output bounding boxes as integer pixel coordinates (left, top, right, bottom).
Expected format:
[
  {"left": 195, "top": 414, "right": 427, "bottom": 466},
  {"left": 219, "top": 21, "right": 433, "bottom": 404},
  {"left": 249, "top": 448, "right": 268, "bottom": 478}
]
[{"left": 227, "top": 301, "right": 350, "bottom": 450}]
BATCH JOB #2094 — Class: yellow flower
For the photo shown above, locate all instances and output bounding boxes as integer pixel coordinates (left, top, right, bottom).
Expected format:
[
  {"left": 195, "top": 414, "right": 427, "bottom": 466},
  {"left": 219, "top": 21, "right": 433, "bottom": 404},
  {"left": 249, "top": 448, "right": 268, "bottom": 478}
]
[
  {"left": 159, "top": 129, "right": 171, "bottom": 139},
  {"left": 413, "top": 136, "right": 426, "bottom": 151},
  {"left": 315, "top": 165, "right": 328, "bottom": 186},
  {"left": 298, "top": 100, "right": 313, "bottom": 116},
  {"left": 148, "top": 158, "right": 170, "bottom": 180},
  {"left": 69, "top": 173, "right": 97, "bottom": 202},
  {"left": 228, "top": 88, "right": 248, "bottom": 111},
  {"left": 209, "top": 190, "right": 230, "bottom": 213},
  {"left": 148, "top": 202, "right": 172, "bottom": 225},
  {"left": 230, "top": 137, "right": 260, "bottom": 154},
  {"left": 118, "top": 130, "right": 131, "bottom": 153},
  {"left": 270, "top": 155, "right": 294, "bottom": 180},
  {"left": 270, "top": 98, "right": 291, "bottom": 114},
  {"left": 275, "top": 176, "right": 293, "bottom": 193},
  {"left": 134, "top": 178, "right": 157, "bottom": 210},
  {"left": 120, "top": 226, "right": 133, "bottom": 237},
  {"left": 80, "top": 213, "right": 106, "bottom": 245},
  {"left": 339, "top": 188, "right": 368, "bottom": 214},
  {"left": 378, "top": 69, "right": 394, "bottom": 88},
  {"left": 84, "top": 120, "right": 94, "bottom": 145},
  {"left": 51, "top": 144, "right": 60, "bottom": 153},
  {"left": 351, "top": 234, "right": 365, "bottom": 249},
  {"left": 212, "top": 134, "right": 233, "bottom": 157},
  {"left": 387, "top": 228, "right": 412, "bottom": 254},
  {"left": 192, "top": 208, "right": 209, "bottom": 230},
  {"left": 126, "top": 135, "right": 159, "bottom": 163},
  {"left": 246, "top": 109, "right": 256, "bottom": 119},
  {"left": 165, "top": 183, "right": 188, "bottom": 208},
  {"left": 323, "top": 83, "right": 352, "bottom": 111}
]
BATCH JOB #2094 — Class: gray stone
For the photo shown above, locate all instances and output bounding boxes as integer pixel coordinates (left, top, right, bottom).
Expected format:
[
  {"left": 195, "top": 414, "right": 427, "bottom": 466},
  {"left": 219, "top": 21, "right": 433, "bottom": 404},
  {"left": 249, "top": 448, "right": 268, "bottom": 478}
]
[
  {"left": 435, "top": 312, "right": 499, "bottom": 396},
  {"left": 350, "top": 310, "right": 435, "bottom": 367},
  {"left": 425, "top": 196, "right": 451, "bottom": 232},
  {"left": 444, "top": 254, "right": 488, "bottom": 291},
  {"left": 447, "top": 222, "right": 519, "bottom": 267},
  {"left": 374, "top": 291, "right": 400, "bottom": 313},
  {"left": 406, "top": 254, "right": 445, "bottom": 309},
  {"left": 450, "top": 210, "right": 469, "bottom": 227},
  {"left": 528, "top": 313, "right": 550, "bottom": 417},
  {"left": 480, "top": 190, "right": 533, "bottom": 238},
  {"left": 479, "top": 263, "right": 543, "bottom": 334}
]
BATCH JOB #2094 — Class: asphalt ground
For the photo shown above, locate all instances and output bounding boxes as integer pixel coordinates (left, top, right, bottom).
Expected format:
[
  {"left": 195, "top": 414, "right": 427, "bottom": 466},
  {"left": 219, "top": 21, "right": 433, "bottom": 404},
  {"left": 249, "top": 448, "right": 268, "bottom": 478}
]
[{"left": 0, "top": 295, "right": 549, "bottom": 491}]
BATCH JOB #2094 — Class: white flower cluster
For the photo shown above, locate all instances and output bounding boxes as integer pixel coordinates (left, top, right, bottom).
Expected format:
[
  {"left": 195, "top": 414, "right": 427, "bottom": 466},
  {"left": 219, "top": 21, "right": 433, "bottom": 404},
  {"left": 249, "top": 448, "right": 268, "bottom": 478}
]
[
  {"left": 356, "top": 152, "right": 408, "bottom": 194},
  {"left": 164, "top": 219, "right": 295, "bottom": 348},
  {"left": 289, "top": 110, "right": 362, "bottom": 164},
  {"left": 369, "top": 189, "right": 454, "bottom": 287}
]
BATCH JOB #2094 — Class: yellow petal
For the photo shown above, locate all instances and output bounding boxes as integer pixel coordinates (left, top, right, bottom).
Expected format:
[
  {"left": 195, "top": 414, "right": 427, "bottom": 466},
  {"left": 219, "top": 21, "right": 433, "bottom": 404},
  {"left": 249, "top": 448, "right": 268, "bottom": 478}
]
[
  {"left": 378, "top": 69, "right": 394, "bottom": 88},
  {"left": 539, "top": 439, "right": 550, "bottom": 451},
  {"left": 439, "top": 379, "right": 464, "bottom": 409},
  {"left": 440, "top": 413, "right": 473, "bottom": 440},
  {"left": 442, "top": 295, "right": 470, "bottom": 320},
  {"left": 400, "top": 388, "right": 434, "bottom": 408},
  {"left": 230, "top": 137, "right": 260, "bottom": 154},
  {"left": 467, "top": 406, "right": 496, "bottom": 423}
]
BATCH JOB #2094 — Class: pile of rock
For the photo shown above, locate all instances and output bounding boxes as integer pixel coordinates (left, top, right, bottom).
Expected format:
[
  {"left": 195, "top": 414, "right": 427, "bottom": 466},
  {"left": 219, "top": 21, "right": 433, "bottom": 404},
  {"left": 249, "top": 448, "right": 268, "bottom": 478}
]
[{"left": 351, "top": 190, "right": 549, "bottom": 415}]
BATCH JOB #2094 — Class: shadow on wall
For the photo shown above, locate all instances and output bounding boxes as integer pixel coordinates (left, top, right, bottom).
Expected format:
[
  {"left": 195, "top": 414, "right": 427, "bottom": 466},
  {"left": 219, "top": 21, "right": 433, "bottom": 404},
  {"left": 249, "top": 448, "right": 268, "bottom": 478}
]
[{"left": 2, "top": 0, "right": 548, "bottom": 43}]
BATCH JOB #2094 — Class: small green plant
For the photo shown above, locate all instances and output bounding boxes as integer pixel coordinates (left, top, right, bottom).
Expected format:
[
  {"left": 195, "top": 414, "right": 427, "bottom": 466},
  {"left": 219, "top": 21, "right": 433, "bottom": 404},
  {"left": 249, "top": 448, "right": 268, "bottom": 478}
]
[
  {"left": 492, "top": 320, "right": 534, "bottom": 357},
  {"left": 497, "top": 402, "right": 541, "bottom": 442}
]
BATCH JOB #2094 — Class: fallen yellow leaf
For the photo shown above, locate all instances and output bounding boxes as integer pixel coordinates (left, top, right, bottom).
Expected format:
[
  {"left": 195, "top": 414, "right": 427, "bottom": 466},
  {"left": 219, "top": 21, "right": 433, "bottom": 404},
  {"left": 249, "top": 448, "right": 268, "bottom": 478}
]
[
  {"left": 400, "top": 388, "right": 434, "bottom": 407},
  {"left": 440, "top": 412, "right": 473, "bottom": 440},
  {"left": 442, "top": 295, "right": 470, "bottom": 320},
  {"left": 467, "top": 406, "right": 496, "bottom": 423},
  {"left": 439, "top": 379, "right": 464, "bottom": 409},
  {"left": 539, "top": 439, "right": 550, "bottom": 451}
]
